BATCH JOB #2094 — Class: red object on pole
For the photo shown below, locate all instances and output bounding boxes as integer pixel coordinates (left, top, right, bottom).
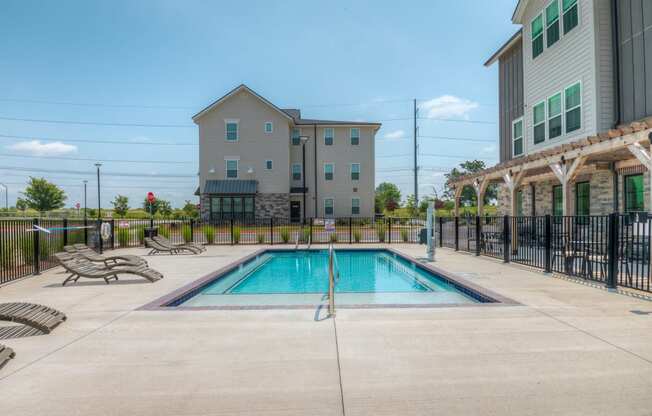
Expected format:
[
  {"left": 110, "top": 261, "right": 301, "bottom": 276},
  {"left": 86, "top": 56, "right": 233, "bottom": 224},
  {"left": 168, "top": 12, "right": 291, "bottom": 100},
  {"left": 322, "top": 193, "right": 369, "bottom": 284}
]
[
  {"left": 147, "top": 192, "right": 156, "bottom": 203},
  {"left": 75, "top": 202, "right": 80, "bottom": 209}
]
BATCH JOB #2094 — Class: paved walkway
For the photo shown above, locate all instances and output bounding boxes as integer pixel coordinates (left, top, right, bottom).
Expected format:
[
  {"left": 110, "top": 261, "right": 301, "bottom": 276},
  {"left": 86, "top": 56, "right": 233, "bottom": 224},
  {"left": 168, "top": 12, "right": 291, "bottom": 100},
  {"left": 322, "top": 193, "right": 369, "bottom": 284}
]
[{"left": 1, "top": 245, "right": 652, "bottom": 415}]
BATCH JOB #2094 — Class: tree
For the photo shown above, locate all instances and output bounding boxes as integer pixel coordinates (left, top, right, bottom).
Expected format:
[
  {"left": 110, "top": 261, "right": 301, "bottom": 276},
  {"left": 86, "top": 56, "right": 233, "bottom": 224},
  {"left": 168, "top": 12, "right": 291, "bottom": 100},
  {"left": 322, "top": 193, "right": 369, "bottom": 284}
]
[
  {"left": 15, "top": 198, "right": 27, "bottom": 212},
  {"left": 22, "top": 177, "right": 66, "bottom": 213},
  {"left": 375, "top": 182, "right": 401, "bottom": 213},
  {"left": 444, "top": 160, "right": 497, "bottom": 206},
  {"left": 111, "top": 195, "right": 129, "bottom": 217},
  {"left": 405, "top": 194, "right": 418, "bottom": 217},
  {"left": 143, "top": 198, "right": 172, "bottom": 217},
  {"left": 181, "top": 200, "right": 199, "bottom": 218}
]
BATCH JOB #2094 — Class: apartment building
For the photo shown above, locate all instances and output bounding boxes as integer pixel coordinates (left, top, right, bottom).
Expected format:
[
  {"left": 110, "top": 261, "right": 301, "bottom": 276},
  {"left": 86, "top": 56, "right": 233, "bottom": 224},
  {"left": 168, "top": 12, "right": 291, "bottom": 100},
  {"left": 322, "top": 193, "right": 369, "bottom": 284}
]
[
  {"left": 451, "top": 0, "right": 652, "bottom": 218},
  {"left": 193, "top": 84, "right": 380, "bottom": 221}
]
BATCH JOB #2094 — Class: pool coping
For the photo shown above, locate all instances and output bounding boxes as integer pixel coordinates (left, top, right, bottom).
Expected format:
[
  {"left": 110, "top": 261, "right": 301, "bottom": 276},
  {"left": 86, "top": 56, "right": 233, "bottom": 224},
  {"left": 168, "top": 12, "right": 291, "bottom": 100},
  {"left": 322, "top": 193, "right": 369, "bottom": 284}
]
[{"left": 138, "top": 247, "right": 520, "bottom": 311}]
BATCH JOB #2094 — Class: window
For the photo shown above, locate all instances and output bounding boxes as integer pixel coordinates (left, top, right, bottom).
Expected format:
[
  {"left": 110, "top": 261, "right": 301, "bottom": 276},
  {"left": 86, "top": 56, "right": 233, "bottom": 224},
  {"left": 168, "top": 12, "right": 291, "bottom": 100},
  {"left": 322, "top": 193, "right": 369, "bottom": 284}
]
[
  {"left": 563, "top": 0, "right": 578, "bottom": 34},
  {"left": 625, "top": 174, "right": 645, "bottom": 212},
  {"left": 324, "top": 163, "right": 334, "bottom": 181},
  {"left": 209, "top": 196, "right": 255, "bottom": 220},
  {"left": 546, "top": 1, "right": 560, "bottom": 47},
  {"left": 265, "top": 160, "right": 273, "bottom": 170},
  {"left": 533, "top": 101, "right": 546, "bottom": 144},
  {"left": 292, "top": 164, "right": 302, "bottom": 181},
  {"left": 532, "top": 14, "right": 544, "bottom": 59},
  {"left": 210, "top": 197, "right": 221, "bottom": 218},
  {"left": 324, "top": 198, "right": 334, "bottom": 217},
  {"left": 516, "top": 190, "right": 524, "bottom": 216},
  {"left": 548, "top": 92, "right": 562, "bottom": 139},
  {"left": 575, "top": 182, "right": 590, "bottom": 217},
  {"left": 565, "top": 82, "right": 581, "bottom": 133},
  {"left": 264, "top": 122, "right": 273, "bottom": 133},
  {"left": 351, "top": 163, "right": 360, "bottom": 181},
  {"left": 350, "top": 128, "right": 360, "bottom": 145},
  {"left": 324, "top": 128, "right": 334, "bottom": 146},
  {"left": 244, "top": 197, "right": 254, "bottom": 215},
  {"left": 553, "top": 185, "right": 563, "bottom": 216},
  {"left": 225, "top": 159, "right": 238, "bottom": 178},
  {"left": 225, "top": 121, "right": 238, "bottom": 141},
  {"left": 223, "top": 197, "right": 232, "bottom": 216},
  {"left": 291, "top": 128, "right": 301, "bottom": 145},
  {"left": 512, "top": 118, "right": 523, "bottom": 156},
  {"left": 351, "top": 198, "right": 360, "bottom": 215}
]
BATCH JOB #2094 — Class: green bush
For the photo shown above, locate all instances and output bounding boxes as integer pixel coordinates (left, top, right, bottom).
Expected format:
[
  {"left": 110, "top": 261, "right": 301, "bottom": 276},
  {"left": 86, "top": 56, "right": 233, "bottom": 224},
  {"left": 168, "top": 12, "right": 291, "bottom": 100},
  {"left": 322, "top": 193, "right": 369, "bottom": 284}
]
[
  {"left": 257, "top": 232, "right": 265, "bottom": 244},
  {"left": 400, "top": 228, "right": 408, "bottom": 242},
  {"left": 329, "top": 233, "right": 338, "bottom": 243},
  {"left": 136, "top": 226, "right": 145, "bottom": 244},
  {"left": 376, "top": 224, "right": 386, "bottom": 242},
  {"left": 280, "top": 228, "right": 290, "bottom": 244},
  {"left": 232, "top": 226, "right": 241, "bottom": 244},
  {"left": 203, "top": 225, "right": 215, "bottom": 245},
  {"left": 182, "top": 224, "right": 192, "bottom": 243},
  {"left": 158, "top": 225, "right": 170, "bottom": 239},
  {"left": 0, "top": 240, "right": 15, "bottom": 270},
  {"left": 353, "top": 229, "right": 361, "bottom": 243},
  {"left": 117, "top": 228, "right": 130, "bottom": 248},
  {"left": 302, "top": 227, "right": 311, "bottom": 243},
  {"left": 19, "top": 236, "right": 52, "bottom": 265}
]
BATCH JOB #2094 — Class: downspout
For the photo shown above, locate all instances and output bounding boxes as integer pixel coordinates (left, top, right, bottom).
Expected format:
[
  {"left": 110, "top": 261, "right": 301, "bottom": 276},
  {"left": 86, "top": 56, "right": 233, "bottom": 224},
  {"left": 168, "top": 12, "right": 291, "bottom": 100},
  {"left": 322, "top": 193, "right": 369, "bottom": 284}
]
[
  {"left": 612, "top": 162, "right": 619, "bottom": 213},
  {"left": 314, "top": 124, "right": 318, "bottom": 217},
  {"left": 611, "top": 0, "right": 621, "bottom": 126}
]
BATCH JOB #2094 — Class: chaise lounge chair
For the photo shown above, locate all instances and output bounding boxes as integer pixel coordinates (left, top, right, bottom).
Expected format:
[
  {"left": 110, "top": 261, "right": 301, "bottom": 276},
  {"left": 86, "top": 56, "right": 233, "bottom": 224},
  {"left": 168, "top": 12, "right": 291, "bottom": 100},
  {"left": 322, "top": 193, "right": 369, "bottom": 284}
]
[
  {"left": 0, "top": 344, "right": 15, "bottom": 370},
  {"left": 145, "top": 237, "right": 199, "bottom": 255},
  {"left": 153, "top": 236, "right": 204, "bottom": 254},
  {"left": 0, "top": 302, "right": 67, "bottom": 334},
  {"left": 55, "top": 253, "right": 163, "bottom": 285},
  {"left": 69, "top": 244, "right": 148, "bottom": 267}
]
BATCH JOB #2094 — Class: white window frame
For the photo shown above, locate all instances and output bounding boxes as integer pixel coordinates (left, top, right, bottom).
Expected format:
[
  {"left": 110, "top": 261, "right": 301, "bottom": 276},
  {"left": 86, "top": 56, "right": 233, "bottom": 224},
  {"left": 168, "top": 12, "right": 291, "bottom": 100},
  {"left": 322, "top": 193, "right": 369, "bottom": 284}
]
[
  {"left": 324, "top": 198, "right": 335, "bottom": 217},
  {"left": 291, "top": 128, "right": 301, "bottom": 145},
  {"left": 533, "top": 100, "right": 547, "bottom": 145},
  {"left": 351, "top": 163, "right": 360, "bottom": 181},
  {"left": 350, "top": 128, "right": 360, "bottom": 145},
  {"left": 264, "top": 121, "right": 273, "bottom": 134},
  {"left": 324, "top": 163, "right": 334, "bottom": 180},
  {"left": 530, "top": 12, "right": 545, "bottom": 59},
  {"left": 545, "top": 0, "right": 560, "bottom": 48},
  {"left": 512, "top": 117, "right": 524, "bottom": 157},
  {"left": 562, "top": 0, "right": 580, "bottom": 35},
  {"left": 547, "top": 91, "right": 563, "bottom": 140},
  {"left": 351, "top": 198, "right": 360, "bottom": 215},
  {"left": 292, "top": 163, "right": 302, "bottom": 181},
  {"left": 224, "top": 119, "right": 239, "bottom": 142},
  {"left": 225, "top": 158, "right": 239, "bottom": 179},
  {"left": 564, "top": 80, "right": 582, "bottom": 134},
  {"left": 324, "top": 128, "right": 334, "bottom": 146},
  {"left": 265, "top": 159, "right": 273, "bottom": 170}
]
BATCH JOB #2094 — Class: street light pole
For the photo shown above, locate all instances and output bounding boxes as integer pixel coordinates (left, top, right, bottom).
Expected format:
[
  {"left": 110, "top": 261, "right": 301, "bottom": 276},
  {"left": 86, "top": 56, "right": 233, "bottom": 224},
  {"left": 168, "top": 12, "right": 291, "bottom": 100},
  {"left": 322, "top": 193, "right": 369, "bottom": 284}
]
[
  {"left": 83, "top": 180, "right": 88, "bottom": 220},
  {"left": 95, "top": 163, "right": 103, "bottom": 254},
  {"left": 0, "top": 183, "right": 7, "bottom": 211}
]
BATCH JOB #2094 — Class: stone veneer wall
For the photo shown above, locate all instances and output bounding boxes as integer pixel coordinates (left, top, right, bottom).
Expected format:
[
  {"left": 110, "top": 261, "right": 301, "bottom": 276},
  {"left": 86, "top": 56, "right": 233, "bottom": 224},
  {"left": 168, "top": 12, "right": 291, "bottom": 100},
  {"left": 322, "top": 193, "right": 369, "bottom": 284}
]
[{"left": 255, "top": 193, "right": 290, "bottom": 219}]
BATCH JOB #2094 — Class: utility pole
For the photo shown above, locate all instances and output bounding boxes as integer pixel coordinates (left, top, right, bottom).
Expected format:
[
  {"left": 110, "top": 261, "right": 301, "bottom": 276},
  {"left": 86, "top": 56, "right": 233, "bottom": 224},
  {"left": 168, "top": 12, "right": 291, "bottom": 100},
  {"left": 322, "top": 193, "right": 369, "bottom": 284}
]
[{"left": 413, "top": 99, "right": 418, "bottom": 205}]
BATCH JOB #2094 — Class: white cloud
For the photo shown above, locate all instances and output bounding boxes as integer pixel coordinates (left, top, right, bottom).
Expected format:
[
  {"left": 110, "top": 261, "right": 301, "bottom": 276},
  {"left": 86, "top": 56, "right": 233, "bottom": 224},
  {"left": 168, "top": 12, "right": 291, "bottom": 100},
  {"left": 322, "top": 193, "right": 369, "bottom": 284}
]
[
  {"left": 382, "top": 129, "right": 405, "bottom": 140},
  {"left": 419, "top": 95, "right": 479, "bottom": 120},
  {"left": 481, "top": 144, "right": 497, "bottom": 154},
  {"left": 7, "top": 140, "right": 77, "bottom": 156}
]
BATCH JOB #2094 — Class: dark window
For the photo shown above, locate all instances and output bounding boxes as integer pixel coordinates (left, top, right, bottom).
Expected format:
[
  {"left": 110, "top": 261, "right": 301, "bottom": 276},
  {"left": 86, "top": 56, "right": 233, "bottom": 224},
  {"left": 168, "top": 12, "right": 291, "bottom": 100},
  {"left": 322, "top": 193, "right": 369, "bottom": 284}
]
[
  {"left": 553, "top": 185, "right": 563, "bottom": 217},
  {"left": 209, "top": 196, "right": 255, "bottom": 221},
  {"left": 546, "top": 1, "right": 560, "bottom": 47},
  {"left": 350, "top": 128, "right": 360, "bottom": 145},
  {"left": 265, "top": 160, "right": 273, "bottom": 170},
  {"left": 563, "top": 0, "right": 578, "bottom": 34},
  {"left": 575, "top": 182, "right": 590, "bottom": 216},
  {"left": 351, "top": 198, "right": 360, "bottom": 215},
  {"left": 292, "top": 128, "right": 300, "bottom": 145},
  {"left": 532, "top": 14, "right": 544, "bottom": 59},
  {"left": 625, "top": 174, "right": 645, "bottom": 212},
  {"left": 324, "top": 128, "right": 334, "bottom": 146}
]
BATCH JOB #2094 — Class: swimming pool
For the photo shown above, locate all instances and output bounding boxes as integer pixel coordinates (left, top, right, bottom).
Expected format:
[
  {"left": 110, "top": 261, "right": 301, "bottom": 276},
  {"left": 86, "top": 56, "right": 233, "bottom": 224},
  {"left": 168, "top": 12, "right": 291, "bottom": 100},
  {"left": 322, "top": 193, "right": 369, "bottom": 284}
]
[{"left": 146, "top": 249, "right": 510, "bottom": 309}]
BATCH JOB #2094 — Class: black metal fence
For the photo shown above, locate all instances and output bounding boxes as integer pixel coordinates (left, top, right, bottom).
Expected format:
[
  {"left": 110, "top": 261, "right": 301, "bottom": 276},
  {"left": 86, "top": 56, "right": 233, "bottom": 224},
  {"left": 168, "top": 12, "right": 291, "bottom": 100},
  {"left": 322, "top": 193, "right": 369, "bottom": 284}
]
[
  {"left": 438, "top": 213, "right": 652, "bottom": 294},
  {"left": 0, "top": 216, "right": 424, "bottom": 284}
]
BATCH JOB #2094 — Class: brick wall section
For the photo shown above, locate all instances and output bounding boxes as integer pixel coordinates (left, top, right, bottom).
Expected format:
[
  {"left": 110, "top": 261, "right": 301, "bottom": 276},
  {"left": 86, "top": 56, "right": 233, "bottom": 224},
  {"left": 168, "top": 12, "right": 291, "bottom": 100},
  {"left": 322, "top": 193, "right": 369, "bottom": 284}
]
[{"left": 200, "top": 194, "right": 210, "bottom": 220}]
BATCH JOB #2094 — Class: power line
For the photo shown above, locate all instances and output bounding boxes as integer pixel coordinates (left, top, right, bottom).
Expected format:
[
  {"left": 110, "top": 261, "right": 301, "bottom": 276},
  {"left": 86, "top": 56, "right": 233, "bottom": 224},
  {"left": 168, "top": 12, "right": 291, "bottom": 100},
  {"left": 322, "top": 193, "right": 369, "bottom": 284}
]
[
  {"left": 0, "top": 98, "right": 194, "bottom": 110},
  {"left": 0, "top": 171, "right": 195, "bottom": 183},
  {"left": 0, "top": 165, "right": 196, "bottom": 178},
  {"left": 377, "top": 153, "right": 495, "bottom": 160},
  {"left": 0, "top": 153, "right": 194, "bottom": 164},
  {"left": 0, "top": 133, "right": 196, "bottom": 146},
  {"left": 0, "top": 115, "right": 195, "bottom": 128},
  {"left": 417, "top": 135, "right": 496, "bottom": 143}
]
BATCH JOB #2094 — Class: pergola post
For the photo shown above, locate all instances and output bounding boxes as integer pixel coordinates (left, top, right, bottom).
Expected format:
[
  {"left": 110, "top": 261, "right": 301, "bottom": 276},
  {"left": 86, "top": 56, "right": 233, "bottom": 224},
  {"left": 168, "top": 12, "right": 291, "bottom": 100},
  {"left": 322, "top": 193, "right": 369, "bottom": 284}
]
[
  {"left": 550, "top": 156, "right": 586, "bottom": 216},
  {"left": 453, "top": 186, "right": 463, "bottom": 217},
  {"left": 473, "top": 177, "right": 489, "bottom": 217},
  {"left": 503, "top": 170, "right": 525, "bottom": 254}
]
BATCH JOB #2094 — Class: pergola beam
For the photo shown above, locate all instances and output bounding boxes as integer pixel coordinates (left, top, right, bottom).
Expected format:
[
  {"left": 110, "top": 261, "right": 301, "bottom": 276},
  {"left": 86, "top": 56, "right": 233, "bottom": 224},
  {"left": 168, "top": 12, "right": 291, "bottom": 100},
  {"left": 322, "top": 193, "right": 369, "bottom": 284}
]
[
  {"left": 549, "top": 156, "right": 586, "bottom": 216},
  {"left": 473, "top": 177, "right": 489, "bottom": 217}
]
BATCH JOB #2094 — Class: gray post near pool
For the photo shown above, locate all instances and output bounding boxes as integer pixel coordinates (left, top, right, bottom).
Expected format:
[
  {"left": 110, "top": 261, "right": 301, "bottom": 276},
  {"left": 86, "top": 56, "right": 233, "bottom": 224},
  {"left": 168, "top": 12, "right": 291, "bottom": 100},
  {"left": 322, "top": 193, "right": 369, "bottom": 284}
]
[
  {"left": 95, "top": 163, "right": 102, "bottom": 254},
  {"left": 300, "top": 136, "right": 309, "bottom": 223}
]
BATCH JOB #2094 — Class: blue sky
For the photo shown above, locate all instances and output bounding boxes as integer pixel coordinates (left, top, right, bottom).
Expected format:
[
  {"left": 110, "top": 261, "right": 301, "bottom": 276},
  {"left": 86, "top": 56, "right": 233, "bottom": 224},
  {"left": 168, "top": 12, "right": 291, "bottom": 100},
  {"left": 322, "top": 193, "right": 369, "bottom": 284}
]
[{"left": 0, "top": 0, "right": 519, "bottom": 209}]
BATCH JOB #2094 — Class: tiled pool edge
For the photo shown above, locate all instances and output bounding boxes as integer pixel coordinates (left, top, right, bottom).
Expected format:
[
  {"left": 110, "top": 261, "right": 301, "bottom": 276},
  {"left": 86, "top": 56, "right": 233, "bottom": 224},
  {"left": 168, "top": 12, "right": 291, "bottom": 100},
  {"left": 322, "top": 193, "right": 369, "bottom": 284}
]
[{"left": 138, "top": 247, "right": 520, "bottom": 311}]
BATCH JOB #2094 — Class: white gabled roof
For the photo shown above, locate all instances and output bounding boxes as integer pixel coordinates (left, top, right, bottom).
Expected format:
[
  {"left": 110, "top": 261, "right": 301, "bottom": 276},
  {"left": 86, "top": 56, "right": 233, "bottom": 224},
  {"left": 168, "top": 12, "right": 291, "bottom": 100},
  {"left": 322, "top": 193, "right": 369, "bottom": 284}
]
[
  {"left": 512, "top": 0, "right": 530, "bottom": 24},
  {"left": 192, "top": 84, "right": 294, "bottom": 124}
]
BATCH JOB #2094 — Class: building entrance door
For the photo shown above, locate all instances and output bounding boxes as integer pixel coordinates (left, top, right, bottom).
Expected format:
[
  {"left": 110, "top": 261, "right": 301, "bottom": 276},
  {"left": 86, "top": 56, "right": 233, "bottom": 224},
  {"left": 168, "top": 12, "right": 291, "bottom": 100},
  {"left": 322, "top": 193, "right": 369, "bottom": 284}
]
[{"left": 290, "top": 201, "right": 301, "bottom": 223}]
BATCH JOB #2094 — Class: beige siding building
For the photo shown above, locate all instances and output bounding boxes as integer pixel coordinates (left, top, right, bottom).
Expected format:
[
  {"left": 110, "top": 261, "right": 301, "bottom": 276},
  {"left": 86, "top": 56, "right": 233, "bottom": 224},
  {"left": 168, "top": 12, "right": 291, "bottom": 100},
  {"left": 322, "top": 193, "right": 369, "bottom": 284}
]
[{"left": 193, "top": 85, "right": 380, "bottom": 221}]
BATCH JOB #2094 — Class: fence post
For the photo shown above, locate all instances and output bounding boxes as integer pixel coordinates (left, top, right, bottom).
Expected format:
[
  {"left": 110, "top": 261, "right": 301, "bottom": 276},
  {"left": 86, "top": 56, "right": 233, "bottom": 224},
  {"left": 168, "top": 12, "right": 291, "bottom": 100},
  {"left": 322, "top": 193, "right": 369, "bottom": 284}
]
[
  {"left": 33, "top": 218, "right": 40, "bottom": 275},
  {"left": 270, "top": 217, "right": 274, "bottom": 245},
  {"left": 388, "top": 218, "right": 392, "bottom": 244},
  {"left": 230, "top": 219, "right": 234, "bottom": 245},
  {"left": 454, "top": 216, "right": 459, "bottom": 251},
  {"left": 83, "top": 217, "right": 88, "bottom": 245},
  {"left": 438, "top": 217, "right": 443, "bottom": 247},
  {"left": 97, "top": 219, "right": 103, "bottom": 254},
  {"left": 475, "top": 216, "right": 481, "bottom": 256},
  {"left": 606, "top": 212, "right": 619, "bottom": 289},
  {"left": 309, "top": 218, "right": 313, "bottom": 244},
  {"left": 62, "top": 218, "right": 68, "bottom": 247},
  {"left": 544, "top": 215, "right": 552, "bottom": 273},
  {"left": 503, "top": 215, "right": 510, "bottom": 263},
  {"left": 349, "top": 217, "right": 352, "bottom": 244},
  {"left": 189, "top": 218, "right": 194, "bottom": 242},
  {"left": 110, "top": 219, "right": 115, "bottom": 250}
]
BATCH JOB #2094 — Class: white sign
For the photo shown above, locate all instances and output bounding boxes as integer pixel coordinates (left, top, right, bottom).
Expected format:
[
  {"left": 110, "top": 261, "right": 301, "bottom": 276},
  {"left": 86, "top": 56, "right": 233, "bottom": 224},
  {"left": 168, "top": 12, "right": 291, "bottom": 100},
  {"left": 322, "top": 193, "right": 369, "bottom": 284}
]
[
  {"left": 118, "top": 221, "right": 130, "bottom": 229},
  {"left": 324, "top": 219, "right": 336, "bottom": 232}
]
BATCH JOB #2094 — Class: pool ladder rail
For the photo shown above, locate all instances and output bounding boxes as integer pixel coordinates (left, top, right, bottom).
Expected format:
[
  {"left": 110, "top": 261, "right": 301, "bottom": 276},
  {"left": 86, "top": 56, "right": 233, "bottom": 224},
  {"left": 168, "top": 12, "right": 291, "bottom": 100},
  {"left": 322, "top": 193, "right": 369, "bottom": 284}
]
[{"left": 327, "top": 243, "right": 340, "bottom": 316}]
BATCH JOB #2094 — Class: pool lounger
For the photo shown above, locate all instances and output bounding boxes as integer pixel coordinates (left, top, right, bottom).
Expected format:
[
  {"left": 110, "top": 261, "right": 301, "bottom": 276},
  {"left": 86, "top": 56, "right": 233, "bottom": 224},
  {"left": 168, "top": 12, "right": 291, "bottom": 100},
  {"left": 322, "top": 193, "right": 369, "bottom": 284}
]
[
  {"left": 153, "top": 236, "right": 204, "bottom": 254},
  {"left": 0, "top": 344, "right": 15, "bottom": 370},
  {"left": 55, "top": 253, "right": 164, "bottom": 285},
  {"left": 0, "top": 302, "right": 67, "bottom": 334},
  {"left": 66, "top": 244, "right": 148, "bottom": 268},
  {"left": 145, "top": 237, "right": 199, "bottom": 255}
]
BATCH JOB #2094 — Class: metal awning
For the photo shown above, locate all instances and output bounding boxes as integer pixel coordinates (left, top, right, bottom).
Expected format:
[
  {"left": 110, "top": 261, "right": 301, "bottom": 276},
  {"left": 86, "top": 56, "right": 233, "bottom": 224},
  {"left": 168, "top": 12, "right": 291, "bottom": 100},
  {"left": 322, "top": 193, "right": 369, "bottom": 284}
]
[{"left": 203, "top": 180, "right": 257, "bottom": 194}]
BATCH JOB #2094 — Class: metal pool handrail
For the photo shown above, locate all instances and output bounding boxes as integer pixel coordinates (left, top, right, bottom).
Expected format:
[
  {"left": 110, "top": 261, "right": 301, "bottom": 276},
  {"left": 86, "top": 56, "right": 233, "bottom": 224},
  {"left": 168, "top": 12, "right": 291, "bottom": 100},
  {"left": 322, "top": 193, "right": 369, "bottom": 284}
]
[{"left": 328, "top": 243, "right": 337, "bottom": 316}]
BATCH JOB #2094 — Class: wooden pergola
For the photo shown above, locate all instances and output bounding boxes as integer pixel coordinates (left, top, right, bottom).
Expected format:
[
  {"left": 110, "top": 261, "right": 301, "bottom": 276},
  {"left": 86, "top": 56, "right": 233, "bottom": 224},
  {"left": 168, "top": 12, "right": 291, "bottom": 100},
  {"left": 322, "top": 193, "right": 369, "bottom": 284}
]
[{"left": 450, "top": 119, "right": 652, "bottom": 218}]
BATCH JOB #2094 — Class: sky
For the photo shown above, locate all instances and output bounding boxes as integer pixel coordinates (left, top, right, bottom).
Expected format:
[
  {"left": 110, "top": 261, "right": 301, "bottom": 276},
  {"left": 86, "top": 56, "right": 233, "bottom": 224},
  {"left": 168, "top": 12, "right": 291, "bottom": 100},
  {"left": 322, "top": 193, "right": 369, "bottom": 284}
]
[{"left": 0, "top": 0, "right": 520, "bottom": 209}]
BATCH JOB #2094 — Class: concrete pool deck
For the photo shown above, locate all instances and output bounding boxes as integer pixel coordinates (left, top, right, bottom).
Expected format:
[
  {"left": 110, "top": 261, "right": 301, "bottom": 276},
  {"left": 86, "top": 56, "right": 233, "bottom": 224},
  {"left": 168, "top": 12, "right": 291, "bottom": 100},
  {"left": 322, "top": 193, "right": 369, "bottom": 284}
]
[{"left": 1, "top": 244, "right": 652, "bottom": 415}]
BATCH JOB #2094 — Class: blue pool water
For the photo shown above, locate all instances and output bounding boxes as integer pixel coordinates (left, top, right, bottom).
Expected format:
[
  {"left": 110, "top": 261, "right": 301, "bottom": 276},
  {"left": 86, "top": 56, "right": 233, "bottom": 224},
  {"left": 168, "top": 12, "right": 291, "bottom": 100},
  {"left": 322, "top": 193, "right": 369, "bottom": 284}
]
[{"left": 176, "top": 250, "right": 481, "bottom": 307}]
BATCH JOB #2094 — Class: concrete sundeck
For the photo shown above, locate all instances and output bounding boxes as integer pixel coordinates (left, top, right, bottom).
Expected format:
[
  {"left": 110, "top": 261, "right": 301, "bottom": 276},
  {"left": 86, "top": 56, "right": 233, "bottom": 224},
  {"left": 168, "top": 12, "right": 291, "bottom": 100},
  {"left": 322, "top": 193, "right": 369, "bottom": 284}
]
[{"left": 1, "top": 244, "right": 652, "bottom": 415}]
